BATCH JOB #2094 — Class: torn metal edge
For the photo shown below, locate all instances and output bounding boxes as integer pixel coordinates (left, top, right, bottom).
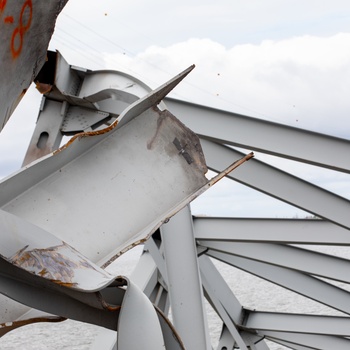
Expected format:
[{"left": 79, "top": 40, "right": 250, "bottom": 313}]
[
  {"left": 100, "top": 152, "right": 254, "bottom": 268},
  {"left": 53, "top": 65, "right": 195, "bottom": 155}
]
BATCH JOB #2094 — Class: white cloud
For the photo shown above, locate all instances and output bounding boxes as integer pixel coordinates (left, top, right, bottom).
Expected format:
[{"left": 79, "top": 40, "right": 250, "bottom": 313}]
[{"left": 102, "top": 33, "right": 350, "bottom": 140}]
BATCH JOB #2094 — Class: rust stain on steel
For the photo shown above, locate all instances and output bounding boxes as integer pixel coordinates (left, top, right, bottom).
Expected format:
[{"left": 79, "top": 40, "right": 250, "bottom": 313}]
[
  {"left": 35, "top": 81, "right": 52, "bottom": 94},
  {"left": 9, "top": 242, "right": 101, "bottom": 286},
  {"left": 98, "top": 293, "right": 122, "bottom": 312},
  {"left": 0, "top": 316, "right": 66, "bottom": 337},
  {"left": 147, "top": 108, "right": 169, "bottom": 150},
  {"left": 154, "top": 305, "right": 186, "bottom": 350},
  {"left": 53, "top": 120, "right": 119, "bottom": 155},
  {"left": 101, "top": 238, "right": 148, "bottom": 269},
  {"left": 210, "top": 152, "right": 254, "bottom": 187},
  {"left": 147, "top": 108, "right": 207, "bottom": 173}
]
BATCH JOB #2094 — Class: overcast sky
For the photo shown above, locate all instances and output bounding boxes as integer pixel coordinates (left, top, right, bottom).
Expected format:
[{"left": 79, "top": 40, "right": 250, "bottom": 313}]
[{"left": 1, "top": 0, "right": 349, "bottom": 217}]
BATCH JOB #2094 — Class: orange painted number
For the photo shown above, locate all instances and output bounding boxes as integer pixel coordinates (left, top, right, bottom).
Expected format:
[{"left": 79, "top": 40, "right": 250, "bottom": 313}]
[
  {"left": 11, "top": 0, "right": 33, "bottom": 59},
  {"left": 0, "top": 0, "right": 7, "bottom": 12}
]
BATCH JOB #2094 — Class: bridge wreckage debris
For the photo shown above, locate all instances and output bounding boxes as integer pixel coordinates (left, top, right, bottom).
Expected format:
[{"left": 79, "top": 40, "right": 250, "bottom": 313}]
[{"left": 1, "top": 2, "right": 350, "bottom": 350}]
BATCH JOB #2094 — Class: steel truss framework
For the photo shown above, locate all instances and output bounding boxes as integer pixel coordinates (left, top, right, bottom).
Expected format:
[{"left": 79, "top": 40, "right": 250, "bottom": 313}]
[{"left": 1, "top": 50, "right": 350, "bottom": 350}]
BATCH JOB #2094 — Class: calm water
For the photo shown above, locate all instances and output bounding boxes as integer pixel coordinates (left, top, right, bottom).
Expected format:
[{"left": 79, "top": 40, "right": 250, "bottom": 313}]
[{"left": 0, "top": 245, "right": 348, "bottom": 350}]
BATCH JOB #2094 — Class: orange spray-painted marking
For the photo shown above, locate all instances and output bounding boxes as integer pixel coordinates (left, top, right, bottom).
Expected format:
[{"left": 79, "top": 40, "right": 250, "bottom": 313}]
[
  {"left": 0, "top": 0, "right": 7, "bottom": 12},
  {"left": 4, "top": 15, "right": 13, "bottom": 23},
  {"left": 11, "top": 0, "right": 33, "bottom": 59}
]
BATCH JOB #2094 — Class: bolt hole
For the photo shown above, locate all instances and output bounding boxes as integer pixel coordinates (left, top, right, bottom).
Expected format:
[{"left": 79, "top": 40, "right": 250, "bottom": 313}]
[
  {"left": 37, "top": 132, "right": 49, "bottom": 150},
  {"left": 221, "top": 347, "right": 227, "bottom": 350}
]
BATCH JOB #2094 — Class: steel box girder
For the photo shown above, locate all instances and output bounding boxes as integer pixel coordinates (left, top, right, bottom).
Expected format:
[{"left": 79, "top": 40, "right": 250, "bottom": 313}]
[
  {"left": 193, "top": 217, "right": 350, "bottom": 245},
  {"left": 199, "top": 240, "right": 350, "bottom": 284},
  {"left": 243, "top": 311, "right": 350, "bottom": 337},
  {"left": 206, "top": 248, "right": 350, "bottom": 315},
  {"left": 198, "top": 139, "right": 350, "bottom": 230},
  {"left": 164, "top": 98, "right": 350, "bottom": 173},
  {"left": 260, "top": 330, "right": 350, "bottom": 350}
]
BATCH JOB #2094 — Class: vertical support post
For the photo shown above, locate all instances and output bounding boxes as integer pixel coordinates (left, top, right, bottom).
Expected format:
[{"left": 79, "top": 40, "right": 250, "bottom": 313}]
[
  {"left": 160, "top": 205, "right": 211, "bottom": 350},
  {"left": 22, "top": 99, "right": 66, "bottom": 166}
]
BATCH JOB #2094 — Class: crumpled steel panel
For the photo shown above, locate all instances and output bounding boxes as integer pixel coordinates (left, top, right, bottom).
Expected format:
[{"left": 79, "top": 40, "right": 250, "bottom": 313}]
[
  {"left": 0, "top": 210, "right": 186, "bottom": 348},
  {"left": 0, "top": 60, "right": 253, "bottom": 345},
  {"left": 0, "top": 0, "right": 68, "bottom": 131},
  {"left": 0, "top": 66, "right": 210, "bottom": 266},
  {"left": 0, "top": 210, "right": 115, "bottom": 291}
]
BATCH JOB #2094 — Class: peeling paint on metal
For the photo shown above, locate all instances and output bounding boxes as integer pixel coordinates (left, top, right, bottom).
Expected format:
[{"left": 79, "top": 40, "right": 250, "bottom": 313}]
[
  {"left": 53, "top": 119, "right": 119, "bottom": 155},
  {"left": 35, "top": 81, "right": 52, "bottom": 94},
  {"left": 147, "top": 108, "right": 207, "bottom": 173},
  {"left": 8, "top": 242, "right": 102, "bottom": 286},
  {"left": 155, "top": 305, "right": 186, "bottom": 350}
]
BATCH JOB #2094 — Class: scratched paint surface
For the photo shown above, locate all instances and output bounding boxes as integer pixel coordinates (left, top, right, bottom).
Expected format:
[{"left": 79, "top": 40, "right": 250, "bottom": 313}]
[
  {"left": 0, "top": 209, "right": 115, "bottom": 292},
  {"left": 9, "top": 243, "right": 104, "bottom": 287},
  {"left": 0, "top": 0, "right": 68, "bottom": 131}
]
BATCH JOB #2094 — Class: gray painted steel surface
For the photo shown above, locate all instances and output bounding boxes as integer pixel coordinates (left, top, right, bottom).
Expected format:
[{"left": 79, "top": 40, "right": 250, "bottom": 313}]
[
  {"left": 161, "top": 206, "right": 211, "bottom": 350},
  {"left": 193, "top": 217, "right": 350, "bottom": 244},
  {"left": 164, "top": 98, "right": 350, "bottom": 173},
  {"left": 199, "top": 139, "right": 350, "bottom": 229},
  {"left": 0, "top": 66, "right": 209, "bottom": 264}
]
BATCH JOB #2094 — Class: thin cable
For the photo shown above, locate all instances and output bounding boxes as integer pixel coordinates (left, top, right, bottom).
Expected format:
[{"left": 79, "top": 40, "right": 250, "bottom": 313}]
[{"left": 56, "top": 13, "right": 273, "bottom": 119}]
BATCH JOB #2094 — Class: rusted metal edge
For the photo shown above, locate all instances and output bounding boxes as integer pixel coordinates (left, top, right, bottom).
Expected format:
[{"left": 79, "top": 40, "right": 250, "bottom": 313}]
[
  {"left": 0, "top": 316, "right": 66, "bottom": 337},
  {"left": 53, "top": 119, "right": 119, "bottom": 155},
  {"left": 154, "top": 305, "right": 186, "bottom": 350},
  {"left": 101, "top": 152, "right": 254, "bottom": 268},
  {"left": 208, "top": 152, "right": 254, "bottom": 186}
]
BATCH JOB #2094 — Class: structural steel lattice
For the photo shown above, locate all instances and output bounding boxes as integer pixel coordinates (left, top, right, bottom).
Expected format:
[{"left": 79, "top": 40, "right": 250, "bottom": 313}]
[{"left": 0, "top": 5, "right": 350, "bottom": 349}]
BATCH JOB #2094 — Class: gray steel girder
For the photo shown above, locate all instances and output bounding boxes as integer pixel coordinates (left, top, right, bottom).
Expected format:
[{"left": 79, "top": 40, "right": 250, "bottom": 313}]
[
  {"left": 243, "top": 311, "right": 350, "bottom": 337},
  {"left": 164, "top": 98, "right": 350, "bottom": 173},
  {"left": 260, "top": 330, "right": 350, "bottom": 350},
  {"left": 199, "top": 240, "right": 350, "bottom": 283},
  {"left": 198, "top": 139, "right": 350, "bottom": 230},
  {"left": 206, "top": 249, "right": 350, "bottom": 315},
  {"left": 161, "top": 206, "right": 211, "bottom": 350},
  {"left": 193, "top": 217, "right": 350, "bottom": 244}
]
